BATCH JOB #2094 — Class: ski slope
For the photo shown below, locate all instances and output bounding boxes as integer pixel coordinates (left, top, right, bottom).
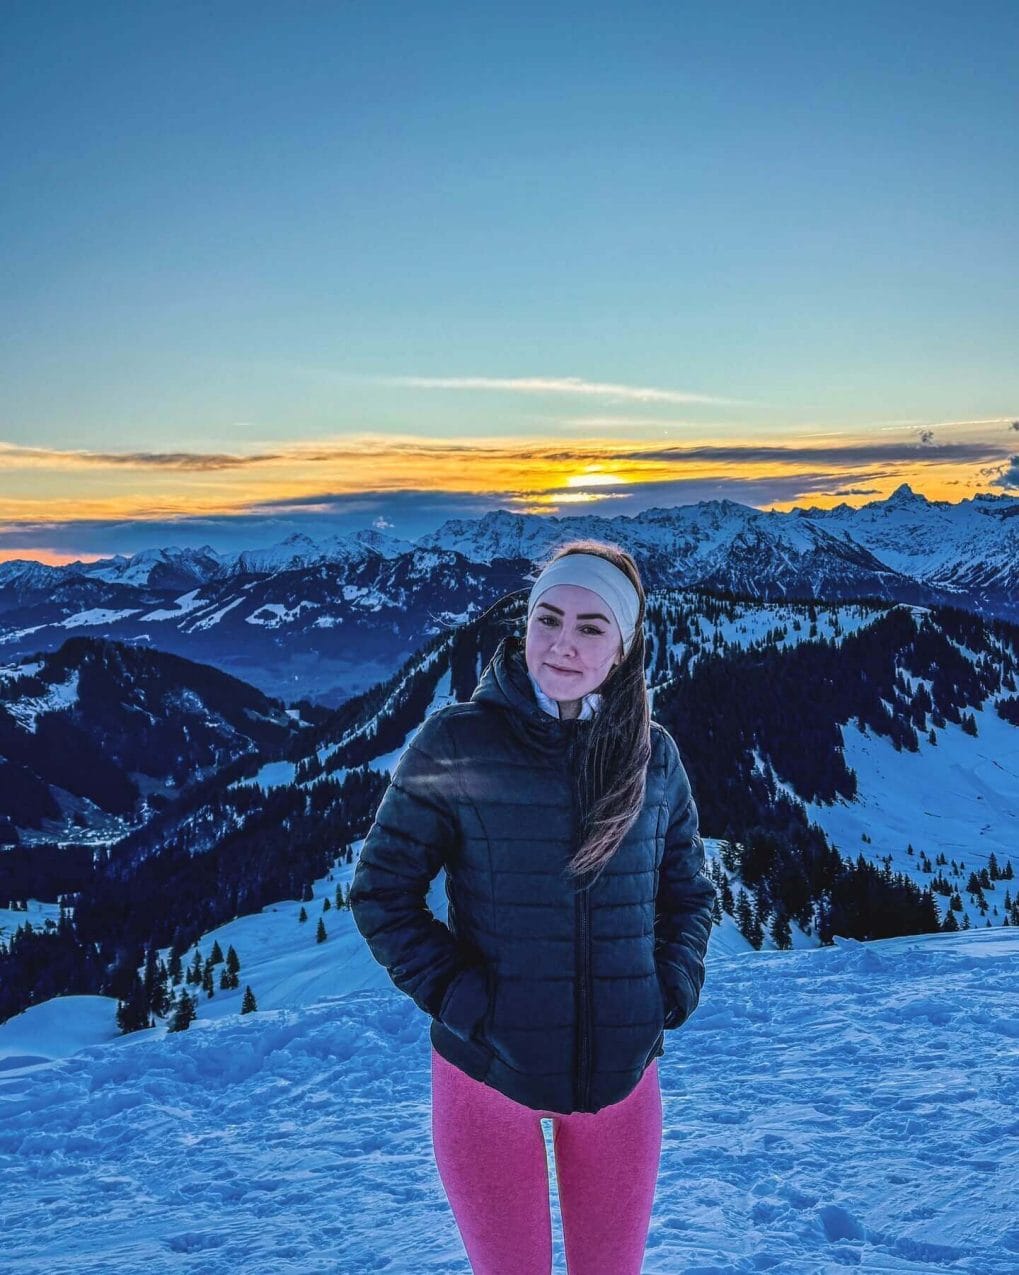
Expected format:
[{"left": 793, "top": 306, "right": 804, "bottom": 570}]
[{"left": 1, "top": 916, "right": 1016, "bottom": 1274}]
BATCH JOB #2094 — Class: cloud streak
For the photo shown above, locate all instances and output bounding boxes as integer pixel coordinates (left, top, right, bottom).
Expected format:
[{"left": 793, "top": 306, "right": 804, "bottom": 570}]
[
  {"left": 538, "top": 441, "right": 1005, "bottom": 466},
  {"left": 2, "top": 436, "right": 1006, "bottom": 474},
  {"left": 382, "top": 375, "right": 744, "bottom": 406},
  {"left": 0, "top": 443, "right": 284, "bottom": 471}
]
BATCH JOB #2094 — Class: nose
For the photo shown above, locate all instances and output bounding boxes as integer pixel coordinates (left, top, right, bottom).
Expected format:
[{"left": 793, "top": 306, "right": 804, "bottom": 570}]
[{"left": 549, "top": 628, "right": 577, "bottom": 656}]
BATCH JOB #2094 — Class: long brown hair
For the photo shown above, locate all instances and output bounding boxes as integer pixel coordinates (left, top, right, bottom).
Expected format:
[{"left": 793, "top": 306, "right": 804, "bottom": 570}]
[{"left": 531, "top": 539, "right": 652, "bottom": 886}]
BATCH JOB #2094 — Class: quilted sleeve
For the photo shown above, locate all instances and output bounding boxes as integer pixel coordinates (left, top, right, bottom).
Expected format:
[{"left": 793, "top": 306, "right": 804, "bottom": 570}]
[
  {"left": 655, "top": 731, "right": 716, "bottom": 1029},
  {"left": 348, "top": 710, "right": 491, "bottom": 1043}
]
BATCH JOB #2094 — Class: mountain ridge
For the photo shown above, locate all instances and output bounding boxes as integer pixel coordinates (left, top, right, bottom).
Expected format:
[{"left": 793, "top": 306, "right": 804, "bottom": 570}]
[{"left": 4, "top": 487, "right": 1019, "bottom": 705}]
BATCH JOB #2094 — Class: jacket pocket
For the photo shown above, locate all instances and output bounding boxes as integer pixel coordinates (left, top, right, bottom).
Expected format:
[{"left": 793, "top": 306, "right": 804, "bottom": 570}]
[
  {"left": 654, "top": 965, "right": 668, "bottom": 1027},
  {"left": 643, "top": 1027, "right": 665, "bottom": 1070},
  {"left": 437, "top": 963, "right": 492, "bottom": 1044}
]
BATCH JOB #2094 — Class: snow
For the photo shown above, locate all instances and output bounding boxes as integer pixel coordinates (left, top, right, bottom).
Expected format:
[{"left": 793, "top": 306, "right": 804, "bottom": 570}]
[
  {"left": 140, "top": 590, "right": 209, "bottom": 621},
  {"left": 2, "top": 669, "right": 80, "bottom": 732},
  {"left": 229, "top": 760, "right": 298, "bottom": 792},
  {"left": 340, "top": 584, "right": 386, "bottom": 610},
  {"left": 0, "top": 995, "right": 121, "bottom": 1071},
  {"left": 185, "top": 597, "right": 245, "bottom": 631},
  {"left": 366, "top": 668, "right": 458, "bottom": 777},
  {"left": 0, "top": 659, "right": 43, "bottom": 683},
  {"left": 0, "top": 899, "right": 62, "bottom": 945},
  {"left": 2, "top": 600, "right": 1017, "bottom": 1270},
  {"left": 244, "top": 601, "right": 321, "bottom": 628},
  {"left": 56, "top": 608, "right": 141, "bottom": 628},
  {"left": 786, "top": 695, "right": 1019, "bottom": 925},
  {"left": 0, "top": 920, "right": 1015, "bottom": 1273}
]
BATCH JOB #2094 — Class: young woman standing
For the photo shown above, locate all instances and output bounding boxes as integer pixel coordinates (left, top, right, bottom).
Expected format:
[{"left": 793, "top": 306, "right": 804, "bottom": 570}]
[{"left": 350, "top": 539, "right": 715, "bottom": 1274}]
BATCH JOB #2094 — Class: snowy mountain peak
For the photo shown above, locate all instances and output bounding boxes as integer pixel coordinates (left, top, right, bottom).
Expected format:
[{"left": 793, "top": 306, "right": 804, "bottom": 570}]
[
  {"left": 344, "top": 528, "right": 417, "bottom": 559},
  {"left": 882, "top": 482, "right": 929, "bottom": 507}
]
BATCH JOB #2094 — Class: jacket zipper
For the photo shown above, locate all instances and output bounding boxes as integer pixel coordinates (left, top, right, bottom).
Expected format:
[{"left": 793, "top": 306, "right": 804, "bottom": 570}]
[{"left": 568, "top": 728, "right": 593, "bottom": 1111}]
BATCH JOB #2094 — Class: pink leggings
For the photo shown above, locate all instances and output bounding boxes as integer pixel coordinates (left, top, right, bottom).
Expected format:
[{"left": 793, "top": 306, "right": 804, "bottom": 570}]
[{"left": 430, "top": 1046, "right": 662, "bottom": 1275}]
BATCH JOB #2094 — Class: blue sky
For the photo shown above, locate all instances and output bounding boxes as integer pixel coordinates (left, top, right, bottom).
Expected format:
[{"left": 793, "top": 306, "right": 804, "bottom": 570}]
[{"left": 1, "top": 0, "right": 1017, "bottom": 559}]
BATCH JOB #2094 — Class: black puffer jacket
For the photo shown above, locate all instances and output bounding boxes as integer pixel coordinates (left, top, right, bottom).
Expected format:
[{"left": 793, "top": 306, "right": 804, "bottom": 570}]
[{"left": 349, "top": 634, "right": 715, "bottom": 1114}]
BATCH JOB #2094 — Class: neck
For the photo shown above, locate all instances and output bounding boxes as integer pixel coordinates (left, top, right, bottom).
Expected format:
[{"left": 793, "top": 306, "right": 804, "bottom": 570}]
[{"left": 558, "top": 698, "right": 582, "bottom": 720}]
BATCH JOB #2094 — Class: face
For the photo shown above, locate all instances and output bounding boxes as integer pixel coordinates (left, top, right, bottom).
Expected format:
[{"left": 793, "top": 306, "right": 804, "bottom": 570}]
[{"left": 525, "top": 582, "right": 624, "bottom": 704}]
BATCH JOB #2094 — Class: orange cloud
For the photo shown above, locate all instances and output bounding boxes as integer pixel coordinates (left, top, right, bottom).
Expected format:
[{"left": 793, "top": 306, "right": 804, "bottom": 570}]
[{"left": 0, "top": 431, "right": 1012, "bottom": 525}]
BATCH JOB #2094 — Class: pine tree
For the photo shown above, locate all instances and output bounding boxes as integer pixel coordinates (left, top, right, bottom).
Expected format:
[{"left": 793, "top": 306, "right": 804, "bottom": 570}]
[
  {"left": 151, "top": 960, "right": 170, "bottom": 1017},
  {"left": 299, "top": 906, "right": 308, "bottom": 923},
  {"left": 210, "top": 940, "right": 224, "bottom": 964},
  {"left": 142, "top": 944, "right": 159, "bottom": 1010},
  {"left": 168, "top": 991, "right": 197, "bottom": 1032},
  {"left": 735, "top": 890, "right": 759, "bottom": 948},
  {"left": 202, "top": 965, "right": 215, "bottom": 998},
  {"left": 323, "top": 897, "right": 331, "bottom": 912},
  {"left": 241, "top": 985, "right": 257, "bottom": 1014},
  {"left": 316, "top": 918, "right": 327, "bottom": 943},
  {"left": 226, "top": 946, "right": 240, "bottom": 976},
  {"left": 116, "top": 975, "right": 151, "bottom": 1034},
  {"left": 770, "top": 911, "right": 793, "bottom": 951}
]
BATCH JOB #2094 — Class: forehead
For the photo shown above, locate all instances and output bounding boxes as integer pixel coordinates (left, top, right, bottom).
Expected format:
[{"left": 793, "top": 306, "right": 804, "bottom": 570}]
[{"left": 533, "top": 583, "right": 619, "bottom": 628}]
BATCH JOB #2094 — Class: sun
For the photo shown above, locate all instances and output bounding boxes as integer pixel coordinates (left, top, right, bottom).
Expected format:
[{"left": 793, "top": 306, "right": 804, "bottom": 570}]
[{"left": 564, "top": 468, "right": 629, "bottom": 489}]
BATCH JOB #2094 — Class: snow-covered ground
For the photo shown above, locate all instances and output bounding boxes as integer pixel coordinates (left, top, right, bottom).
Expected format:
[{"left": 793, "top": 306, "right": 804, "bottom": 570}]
[
  {"left": 1, "top": 912, "right": 1015, "bottom": 1274},
  {"left": 3, "top": 640, "right": 1016, "bottom": 1272}
]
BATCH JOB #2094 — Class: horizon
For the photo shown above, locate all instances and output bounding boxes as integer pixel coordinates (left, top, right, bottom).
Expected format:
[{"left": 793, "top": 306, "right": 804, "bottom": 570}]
[
  {"left": 4, "top": 478, "right": 1016, "bottom": 569},
  {"left": 2, "top": 2, "right": 1017, "bottom": 564}
]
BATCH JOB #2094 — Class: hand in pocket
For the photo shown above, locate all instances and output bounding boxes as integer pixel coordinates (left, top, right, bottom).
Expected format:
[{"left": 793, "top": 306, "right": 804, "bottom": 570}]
[{"left": 437, "top": 963, "right": 492, "bottom": 1044}]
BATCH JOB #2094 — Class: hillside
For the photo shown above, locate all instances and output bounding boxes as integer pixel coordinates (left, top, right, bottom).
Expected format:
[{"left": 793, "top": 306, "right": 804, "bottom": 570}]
[{"left": 4, "top": 592, "right": 1017, "bottom": 1027}]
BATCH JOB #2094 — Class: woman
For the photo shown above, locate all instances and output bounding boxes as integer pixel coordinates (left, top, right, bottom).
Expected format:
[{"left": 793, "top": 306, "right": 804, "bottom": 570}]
[{"left": 350, "top": 539, "right": 715, "bottom": 1275}]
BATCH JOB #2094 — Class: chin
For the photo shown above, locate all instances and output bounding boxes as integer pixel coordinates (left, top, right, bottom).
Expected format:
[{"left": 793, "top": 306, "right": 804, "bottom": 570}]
[{"left": 542, "top": 671, "right": 593, "bottom": 696}]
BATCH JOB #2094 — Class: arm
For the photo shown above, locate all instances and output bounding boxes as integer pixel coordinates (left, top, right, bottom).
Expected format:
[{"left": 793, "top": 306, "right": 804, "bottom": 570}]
[
  {"left": 655, "top": 732, "right": 716, "bottom": 1029},
  {"left": 347, "top": 711, "right": 490, "bottom": 1043}
]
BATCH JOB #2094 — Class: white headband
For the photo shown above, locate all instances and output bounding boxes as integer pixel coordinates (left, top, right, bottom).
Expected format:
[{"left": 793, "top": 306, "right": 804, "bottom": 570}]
[{"left": 526, "top": 553, "right": 641, "bottom": 656}]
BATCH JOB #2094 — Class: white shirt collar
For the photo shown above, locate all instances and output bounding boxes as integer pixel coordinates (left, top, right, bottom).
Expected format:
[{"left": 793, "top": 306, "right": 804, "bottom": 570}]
[{"left": 526, "top": 669, "right": 602, "bottom": 720}]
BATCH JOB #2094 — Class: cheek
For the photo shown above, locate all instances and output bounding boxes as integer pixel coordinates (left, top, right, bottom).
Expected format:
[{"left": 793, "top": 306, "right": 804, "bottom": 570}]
[
  {"left": 594, "top": 639, "right": 620, "bottom": 667},
  {"left": 524, "top": 625, "right": 547, "bottom": 667}
]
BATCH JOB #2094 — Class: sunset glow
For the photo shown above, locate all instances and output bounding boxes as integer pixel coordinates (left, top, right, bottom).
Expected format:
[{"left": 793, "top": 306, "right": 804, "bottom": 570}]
[{"left": 1, "top": 4, "right": 1015, "bottom": 562}]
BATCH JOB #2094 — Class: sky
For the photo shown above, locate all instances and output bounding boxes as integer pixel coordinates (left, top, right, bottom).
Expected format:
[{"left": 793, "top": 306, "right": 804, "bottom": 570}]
[{"left": 2, "top": 0, "right": 1018, "bottom": 563}]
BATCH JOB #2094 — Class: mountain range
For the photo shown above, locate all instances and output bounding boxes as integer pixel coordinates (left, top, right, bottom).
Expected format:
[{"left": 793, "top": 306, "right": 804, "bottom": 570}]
[
  {"left": 3, "top": 583, "right": 1017, "bottom": 1027},
  {"left": 2, "top": 484, "right": 1018, "bottom": 704}
]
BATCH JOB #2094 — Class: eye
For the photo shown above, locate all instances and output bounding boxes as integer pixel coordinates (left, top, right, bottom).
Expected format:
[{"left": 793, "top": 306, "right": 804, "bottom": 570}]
[
  {"left": 538, "top": 615, "right": 559, "bottom": 627},
  {"left": 581, "top": 626, "right": 605, "bottom": 636}
]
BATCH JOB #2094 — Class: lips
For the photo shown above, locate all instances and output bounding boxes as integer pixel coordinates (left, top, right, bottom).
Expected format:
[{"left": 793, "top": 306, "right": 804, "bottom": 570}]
[{"left": 546, "top": 663, "right": 581, "bottom": 675}]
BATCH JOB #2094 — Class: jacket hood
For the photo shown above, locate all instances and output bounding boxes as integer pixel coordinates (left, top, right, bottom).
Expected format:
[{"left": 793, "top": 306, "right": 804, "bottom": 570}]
[{"left": 471, "top": 633, "right": 594, "bottom": 753}]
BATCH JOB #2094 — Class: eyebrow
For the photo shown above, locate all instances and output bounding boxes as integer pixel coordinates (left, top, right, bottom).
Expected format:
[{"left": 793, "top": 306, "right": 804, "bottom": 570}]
[{"left": 536, "top": 601, "right": 611, "bottom": 624}]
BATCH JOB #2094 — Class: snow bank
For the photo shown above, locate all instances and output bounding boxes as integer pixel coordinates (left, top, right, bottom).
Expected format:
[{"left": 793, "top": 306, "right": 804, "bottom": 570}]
[{"left": 1, "top": 928, "right": 1016, "bottom": 1273}]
